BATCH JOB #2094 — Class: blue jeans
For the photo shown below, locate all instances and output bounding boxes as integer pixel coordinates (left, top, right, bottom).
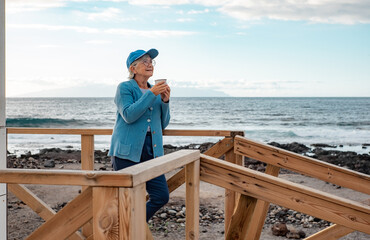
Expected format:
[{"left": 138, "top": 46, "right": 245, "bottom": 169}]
[{"left": 111, "top": 133, "right": 169, "bottom": 222}]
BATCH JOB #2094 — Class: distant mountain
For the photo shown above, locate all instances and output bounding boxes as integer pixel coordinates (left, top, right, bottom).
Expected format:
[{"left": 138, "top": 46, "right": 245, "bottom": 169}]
[{"left": 16, "top": 84, "right": 229, "bottom": 97}]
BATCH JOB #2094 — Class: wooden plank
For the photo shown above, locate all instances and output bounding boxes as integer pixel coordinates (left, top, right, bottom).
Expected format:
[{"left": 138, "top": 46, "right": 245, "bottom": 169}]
[
  {"left": 305, "top": 199, "right": 370, "bottom": 240},
  {"left": 163, "top": 129, "right": 243, "bottom": 137},
  {"left": 0, "top": 169, "right": 132, "bottom": 187},
  {"left": 6, "top": 127, "right": 244, "bottom": 137},
  {"left": 93, "top": 187, "right": 119, "bottom": 240},
  {"left": 167, "top": 168, "right": 186, "bottom": 194},
  {"left": 199, "top": 154, "right": 370, "bottom": 234},
  {"left": 119, "top": 184, "right": 146, "bottom": 240},
  {"left": 81, "top": 134, "right": 95, "bottom": 238},
  {"left": 7, "top": 127, "right": 113, "bottom": 135},
  {"left": 8, "top": 184, "right": 84, "bottom": 240},
  {"left": 204, "top": 137, "right": 234, "bottom": 158},
  {"left": 120, "top": 150, "right": 199, "bottom": 187},
  {"left": 245, "top": 164, "right": 280, "bottom": 240},
  {"left": 81, "top": 135, "right": 95, "bottom": 172},
  {"left": 185, "top": 160, "right": 200, "bottom": 240},
  {"left": 304, "top": 224, "right": 355, "bottom": 240},
  {"left": 224, "top": 149, "right": 238, "bottom": 233},
  {"left": 234, "top": 135, "right": 370, "bottom": 194},
  {"left": 27, "top": 187, "right": 93, "bottom": 240},
  {"left": 166, "top": 137, "right": 234, "bottom": 195},
  {"left": 226, "top": 195, "right": 257, "bottom": 240}
]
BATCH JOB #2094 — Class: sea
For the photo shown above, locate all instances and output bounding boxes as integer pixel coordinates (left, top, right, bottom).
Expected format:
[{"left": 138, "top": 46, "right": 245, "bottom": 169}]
[{"left": 5, "top": 97, "right": 370, "bottom": 155}]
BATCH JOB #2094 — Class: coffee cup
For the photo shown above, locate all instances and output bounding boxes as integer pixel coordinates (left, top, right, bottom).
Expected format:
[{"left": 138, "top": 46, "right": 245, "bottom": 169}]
[{"left": 155, "top": 79, "right": 167, "bottom": 85}]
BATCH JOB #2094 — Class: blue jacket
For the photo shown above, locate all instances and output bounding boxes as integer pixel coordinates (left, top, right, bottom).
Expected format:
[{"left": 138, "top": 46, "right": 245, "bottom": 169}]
[{"left": 108, "top": 79, "right": 170, "bottom": 162}]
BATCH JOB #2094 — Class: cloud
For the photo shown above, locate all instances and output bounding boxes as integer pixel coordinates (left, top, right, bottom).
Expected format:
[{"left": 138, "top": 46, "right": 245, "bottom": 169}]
[
  {"left": 176, "top": 18, "right": 194, "bottom": 22},
  {"left": 6, "top": 0, "right": 65, "bottom": 14},
  {"left": 104, "top": 28, "right": 196, "bottom": 37},
  {"left": 217, "top": 0, "right": 370, "bottom": 25},
  {"left": 86, "top": 8, "right": 121, "bottom": 21},
  {"left": 104, "top": 0, "right": 370, "bottom": 25},
  {"left": 188, "top": 8, "right": 209, "bottom": 14},
  {"left": 7, "top": 24, "right": 100, "bottom": 33},
  {"left": 85, "top": 40, "right": 112, "bottom": 45},
  {"left": 7, "top": 23, "right": 196, "bottom": 37}
]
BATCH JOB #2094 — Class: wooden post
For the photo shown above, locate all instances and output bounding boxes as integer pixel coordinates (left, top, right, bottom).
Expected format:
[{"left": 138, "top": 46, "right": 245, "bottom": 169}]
[
  {"left": 224, "top": 149, "right": 242, "bottom": 232},
  {"left": 119, "top": 183, "right": 146, "bottom": 240},
  {"left": 226, "top": 195, "right": 257, "bottom": 240},
  {"left": 185, "top": 160, "right": 200, "bottom": 240},
  {"left": 0, "top": 0, "right": 6, "bottom": 238},
  {"left": 81, "top": 134, "right": 94, "bottom": 238},
  {"left": 81, "top": 134, "right": 94, "bottom": 172},
  {"left": 238, "top": 164, "right": 280, "bottom": 240},
  {"left": 93, "top": 187, "right": 119, "bottom": 240}
]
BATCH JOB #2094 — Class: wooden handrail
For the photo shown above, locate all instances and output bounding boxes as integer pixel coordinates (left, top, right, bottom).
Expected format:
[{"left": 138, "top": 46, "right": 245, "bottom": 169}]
[
  {"left": 234, "top": 135, "right": 370, "bottom": 195},
  {"left": 0, "top": 150, "right": 199, "bottom": 187},
  {"left": 200, "top": 154, "right": 370, "bottom": 235},
  {"left": 6, "top": 127, "right": 243, "bottom": 137}
]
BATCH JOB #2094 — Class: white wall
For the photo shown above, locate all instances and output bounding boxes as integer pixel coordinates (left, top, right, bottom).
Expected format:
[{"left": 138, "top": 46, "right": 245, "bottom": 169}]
[{"left": 0, "top": 0, "right": 7, "bottom": 238}]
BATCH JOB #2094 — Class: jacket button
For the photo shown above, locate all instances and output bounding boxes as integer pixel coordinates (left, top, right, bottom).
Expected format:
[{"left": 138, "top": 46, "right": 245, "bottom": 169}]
[
  {"left": 149, "top": 107, "right": 153, "bottom": 111},
  {"left": 152, "top": 131, "right": 155, "bottom": 134},
  {"left": 154, "top": 144, "right": 157, "bottom": 147},
  {"left": 147, "top": 119, "right": 151, "bottom": 122}
]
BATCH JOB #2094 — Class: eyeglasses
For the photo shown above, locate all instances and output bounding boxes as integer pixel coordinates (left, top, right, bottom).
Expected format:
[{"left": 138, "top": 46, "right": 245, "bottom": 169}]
[{"left": 141, "top": 59, "right": 156, "bottom": 67}]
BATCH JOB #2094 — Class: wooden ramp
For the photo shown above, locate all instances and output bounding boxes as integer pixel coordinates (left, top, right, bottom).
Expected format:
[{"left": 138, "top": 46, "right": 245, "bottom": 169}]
[{"left": 2, "top": 128, "right": 369, "bottom": 239}]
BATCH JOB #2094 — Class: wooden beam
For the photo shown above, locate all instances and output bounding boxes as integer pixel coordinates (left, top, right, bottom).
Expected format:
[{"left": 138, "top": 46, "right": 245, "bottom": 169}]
[
  {"left": 120, "top": 150, "right": 199, "bottom": 187},
  {"left": 199, "top": 154, "right": 370, "bottom": 234},
  {"left": 81, "top": 134, "right": 95, "bottom": 238},
  {"left": 8, "top": 184, "right": 84, "bottom": 240},
  {"left": 166, "top": 137, "right": 234, "bottom": 195},
  {"left": 304, "top": 224, "right": 355, "bottom": 240},
  {"left": 244, "top": 164, "right": 280, "bottom": 240},
  {"left": 93, "top": 187, "right": 119, "bottom": 240},
  {"left": 185, "top": 160, "right": 200, "bottom": 240},
  {"left": 119, "top": 184, "right": 146, "bottom": 240},
  {"left": 226, "top": 195, "right": 257, "bottom": 240},
  {"left": 81, "top": 135, "right": 95, "bottom": 172},
  {"left": 7, "top": 128, "right": 113, "bottom": 135},
  {"left": 7, "top": 127, "right": 244, "bottom": 137},
  {"left": 27, "top": 187, "right": 93, "bottom": 240},
  {"left": 224, "top": 149, "right": 239, "bottom": 233},
  {"left": 0, "top": 169, "right": 132, "bottom": 187},
  {"left": 163, "top": 129, "right": 243, "bottom": 137},
  {"left": 234, "top": 135, "right": 370, "bottom": 194},
  {"left": 305, "top": 199, "right": 370, "bottom": 240},
  {"left": 204, "top": 137, "right": 234, "bottom": 158}
]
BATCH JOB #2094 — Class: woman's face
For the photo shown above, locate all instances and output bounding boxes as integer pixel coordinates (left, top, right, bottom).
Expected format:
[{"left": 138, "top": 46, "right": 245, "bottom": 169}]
[{"left": 133, "top": 55, "right": 154, "bottom": 78}]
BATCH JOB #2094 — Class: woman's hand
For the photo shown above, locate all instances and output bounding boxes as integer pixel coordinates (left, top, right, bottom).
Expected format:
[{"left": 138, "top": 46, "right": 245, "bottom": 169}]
[
  {"left": 150, "top": 82, "right": 167, "bottom": 96},
  {"left": 161, "top": 85, "right": 171, "bottom": 103}
]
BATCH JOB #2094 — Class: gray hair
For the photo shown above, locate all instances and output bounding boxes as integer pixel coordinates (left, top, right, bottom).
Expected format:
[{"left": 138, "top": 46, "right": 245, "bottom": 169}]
[{"left": 128, "top": 54, "right": 150, "bottom": 79}]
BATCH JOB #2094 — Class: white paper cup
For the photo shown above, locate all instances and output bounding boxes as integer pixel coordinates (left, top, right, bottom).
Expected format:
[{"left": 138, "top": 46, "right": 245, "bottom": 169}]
[{"left": 155, "top": 79, "right": 167, "bottom": 85}]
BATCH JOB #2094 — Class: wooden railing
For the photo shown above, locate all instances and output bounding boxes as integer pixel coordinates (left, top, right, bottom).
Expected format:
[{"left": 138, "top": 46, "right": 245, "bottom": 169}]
[
  {"left": 2, "top": 128, "right": 370, "bottom": 239},
  {"left": 4, "top": 128, "right": 244, "bottom": 239}
]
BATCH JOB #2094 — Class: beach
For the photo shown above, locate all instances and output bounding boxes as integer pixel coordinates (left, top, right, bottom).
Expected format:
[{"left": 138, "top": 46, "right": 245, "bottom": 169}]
[{"left": 6, "top": 141, "right": 370, "bottom": 239}]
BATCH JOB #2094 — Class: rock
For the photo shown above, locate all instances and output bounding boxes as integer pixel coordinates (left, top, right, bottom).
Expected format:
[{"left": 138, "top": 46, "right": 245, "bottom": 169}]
[
  {"left": 311, "top": 143, "right": 337, "bottom": 148},
  {"left": 269, "top": 142, "right": 310, "bottom": 154},
  {"left": 176, "top": 218, "right": 186, "bottom": 223},
  {"left": 168, "top": 210, "right": 177, "bottom": 215},
  {"left": 44, "top": 160, "right": 55, "bottom": 168},
  {"left": 271, "top": 222, "right": 289, "bottom": 236},
  {"left": 160, "top": 213, "right": 167, "bottom": 218},
  {"left": 287, "top": 226, "right": 306, "bottom": 239}
]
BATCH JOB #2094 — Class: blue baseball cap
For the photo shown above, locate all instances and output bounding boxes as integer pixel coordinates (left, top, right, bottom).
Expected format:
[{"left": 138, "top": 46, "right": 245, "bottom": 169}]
[{"left": 126, "top": 48, "right": 159, "bottom": 69}]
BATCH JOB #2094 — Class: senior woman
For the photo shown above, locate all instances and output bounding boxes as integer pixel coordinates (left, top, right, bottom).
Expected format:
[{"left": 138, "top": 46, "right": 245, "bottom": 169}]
[{"left": 108, "top": 48, "right": 171, "bottom": 222}]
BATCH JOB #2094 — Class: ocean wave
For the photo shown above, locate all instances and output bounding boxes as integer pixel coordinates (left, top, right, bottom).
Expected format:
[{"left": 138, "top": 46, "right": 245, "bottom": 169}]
[{"left": 6, "top": 118, "right": 89, "bottom": 127}]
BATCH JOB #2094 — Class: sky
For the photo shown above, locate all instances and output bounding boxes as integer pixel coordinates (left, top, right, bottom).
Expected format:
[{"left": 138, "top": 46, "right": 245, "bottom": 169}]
[{"left": 4, "top": 0, "right": 370, "bottom": 97}]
